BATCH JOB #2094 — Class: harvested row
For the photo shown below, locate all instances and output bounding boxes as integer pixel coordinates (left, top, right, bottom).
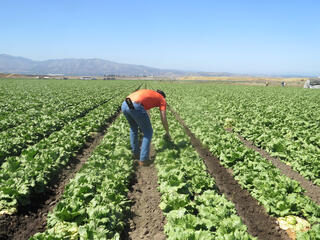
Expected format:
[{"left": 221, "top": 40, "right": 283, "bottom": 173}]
[
  {"left": 30, "top": 115, "right": 134, "bottom": 239},
  {"left": 162, "top": 85, "right": 320, "bottom": 239},
  {"left": 151, "top": 109, "right": 257, "bottom": 239},
  {"left": 0, "top": 91, "right": 132, "bottom": 216}
]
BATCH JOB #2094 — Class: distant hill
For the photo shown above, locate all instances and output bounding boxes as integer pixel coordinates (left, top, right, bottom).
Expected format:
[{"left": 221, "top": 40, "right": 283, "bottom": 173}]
[
  {"left": 2, "top": 54, "right": 313, "bottom": 78},
  {"left": 0, "top": 54, "right": 184, "bottom": 76}
]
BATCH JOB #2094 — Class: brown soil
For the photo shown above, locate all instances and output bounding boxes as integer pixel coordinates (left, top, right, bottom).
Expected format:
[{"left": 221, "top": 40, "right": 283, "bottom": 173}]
[
  {"left": 123, "top": 145, "right": 166, "bottom": 240},
  {"left": 0, "top": 109, "right": 121, "bottom": 240},
  {"left": 232, "top": 131, "right": 320, "bottom": 205},
  {"left": 169, "top": 106, "right": 290, "bottom": 240}
]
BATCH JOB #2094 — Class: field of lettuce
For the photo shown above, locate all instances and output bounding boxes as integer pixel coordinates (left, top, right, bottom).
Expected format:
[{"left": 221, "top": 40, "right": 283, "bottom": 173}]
[{"left": 0, "top": 78, "right": 319, "bottom": 240}]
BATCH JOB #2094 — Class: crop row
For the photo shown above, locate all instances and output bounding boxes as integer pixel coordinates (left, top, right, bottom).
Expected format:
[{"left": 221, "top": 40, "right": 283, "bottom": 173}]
[
  {"left": 157, "top": 84, "right": 320, "bottom": 238},
  {"left": 226, "top": 90, "right": 320, "bottom": 186},
  {"left": 30, "top": 101, "right": 254, "bottom": 240},
  {"left": 0, "top": 95, "right": 110, "bottom": 163},
  {"left": 151, "top": 110, "right": 255, "bottom": 239},
  {"left": 0, "top": 89, "right": 134, "bottom": 215},
  {"left": 0, "top": 79, "right": 50, "bottom": 117},
  {"left": 30, "top": 115, "right": 134, "bottom": 239},
  {"left": 0, "top": 89, "right": 103, "bottom": 132},
  {"left": 171, "top": 85, "right": 320, "bottom": 186},
  {"left": 0, "top": 79, "right": 90, "bottom": 117},
  {"left": 0, "top": 84, "right": 134, "bottom": 164},
  {"left": 0, "top": 80, "right": 135, "bottom": 132}
]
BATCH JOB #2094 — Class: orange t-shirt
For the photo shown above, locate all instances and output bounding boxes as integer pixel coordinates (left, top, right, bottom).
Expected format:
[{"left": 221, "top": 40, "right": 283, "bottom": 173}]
[{"left": 127, "top": 89, "right": 167, "bottom": 111}]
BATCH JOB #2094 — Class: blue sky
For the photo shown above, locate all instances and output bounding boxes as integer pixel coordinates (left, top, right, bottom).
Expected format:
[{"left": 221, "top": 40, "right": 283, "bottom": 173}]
[{"left": 1, "top": 0, "right": 319, "bottom": 75}]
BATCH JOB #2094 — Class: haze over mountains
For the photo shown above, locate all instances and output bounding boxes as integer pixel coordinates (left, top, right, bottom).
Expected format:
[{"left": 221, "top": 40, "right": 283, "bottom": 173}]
[
  {"left": 0, "top": 54, "right": 315, "bottom": 78},
  {"left": 0, "top": 54, "right": 189, "bottom": 76}
]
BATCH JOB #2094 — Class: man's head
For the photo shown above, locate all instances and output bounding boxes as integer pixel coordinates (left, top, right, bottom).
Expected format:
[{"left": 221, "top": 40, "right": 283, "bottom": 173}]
[{"left": 156, "top": 89, "right": 166, "bottom": 98}]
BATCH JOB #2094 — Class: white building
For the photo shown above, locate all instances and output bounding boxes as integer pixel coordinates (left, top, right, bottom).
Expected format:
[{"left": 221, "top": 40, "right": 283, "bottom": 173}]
[{"left": 304, "top": 78, "right": 320, "bottom": 89}]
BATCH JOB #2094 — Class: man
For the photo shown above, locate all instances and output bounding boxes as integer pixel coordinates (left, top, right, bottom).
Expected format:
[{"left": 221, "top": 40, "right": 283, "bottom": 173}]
[{"left": 121, "top": 89, "right": 171, "bottom": 166}]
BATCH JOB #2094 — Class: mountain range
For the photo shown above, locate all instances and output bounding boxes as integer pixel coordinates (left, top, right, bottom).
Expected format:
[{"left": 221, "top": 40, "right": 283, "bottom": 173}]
[
  {"left": 2, "top": 54, "right": 313, "bottom": 78},
  {"left": 0, "top": 54, "right": 189, "bottom": 76}
]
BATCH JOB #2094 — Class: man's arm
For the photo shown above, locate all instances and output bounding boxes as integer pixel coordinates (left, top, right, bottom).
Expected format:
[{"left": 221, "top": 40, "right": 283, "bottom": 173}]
[{"left": 160, "top": 110, "right": 170, "bottom": 138}]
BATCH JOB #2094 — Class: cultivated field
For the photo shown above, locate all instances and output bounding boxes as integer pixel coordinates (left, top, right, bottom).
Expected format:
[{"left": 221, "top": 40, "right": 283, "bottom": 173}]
[
  {"left": 177, "top": 76, "right": 307, "bottom": 87},
  {"left": 0, "top": 78, "right": 319, "bottom": 240}
]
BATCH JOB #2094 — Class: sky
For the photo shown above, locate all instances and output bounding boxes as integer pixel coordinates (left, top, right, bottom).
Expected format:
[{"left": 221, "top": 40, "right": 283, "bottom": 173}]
[{"left": 1, "top": 0, "right": 319, "bottom": 75}]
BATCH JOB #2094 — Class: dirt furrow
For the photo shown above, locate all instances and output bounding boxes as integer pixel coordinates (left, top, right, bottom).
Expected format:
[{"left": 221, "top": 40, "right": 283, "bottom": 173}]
[
  {"left": 169, "top": 106, "right": 290, "bottom": 240},
  {"left": 232, "top": 131, "right": 320, "bottom": 205},
  {"left": 123, "top": 145, "right": 166, "bottom": 240},
  {"left": 0, "top": 108, "right": 121, "bottom": 240}
]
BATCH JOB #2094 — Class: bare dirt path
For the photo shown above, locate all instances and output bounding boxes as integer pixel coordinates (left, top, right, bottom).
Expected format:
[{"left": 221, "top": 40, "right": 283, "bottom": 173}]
[
  {"left": 232, "top": 131, "right": 320, "bottom": 205},
  {"left": 123, "top": 145, "right": 166, "bottom": 240},
  {"left": 0, "top": 108, "right": 121, "bottom": 240},
  {"left": 169, "top": 106, "right": 290, "bottom": 240}
]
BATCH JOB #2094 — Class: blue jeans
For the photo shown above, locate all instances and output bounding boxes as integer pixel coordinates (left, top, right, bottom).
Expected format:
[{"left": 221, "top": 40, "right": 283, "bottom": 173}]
[{"left": 121, "top": 101, "right": 153, "bottom": 161}]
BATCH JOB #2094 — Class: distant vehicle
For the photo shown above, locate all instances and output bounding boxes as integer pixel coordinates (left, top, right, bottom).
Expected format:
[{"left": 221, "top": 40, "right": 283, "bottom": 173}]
[
  {"left": 304, "top": 78, "right": 320, "bottom": 89},
  {"left": 81, "top": 76, "right": 93, "bottom": 80}
]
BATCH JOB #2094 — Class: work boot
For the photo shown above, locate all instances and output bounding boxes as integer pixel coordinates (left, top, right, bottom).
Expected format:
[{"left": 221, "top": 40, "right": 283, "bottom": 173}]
[{"left": 138, "top": 160, "right": 151, "bottom": 166}]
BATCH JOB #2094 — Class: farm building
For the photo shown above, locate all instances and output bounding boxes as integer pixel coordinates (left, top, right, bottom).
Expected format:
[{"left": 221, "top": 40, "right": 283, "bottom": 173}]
[{"left": 304, "top": 78, "right": 320, "bottom": 89}]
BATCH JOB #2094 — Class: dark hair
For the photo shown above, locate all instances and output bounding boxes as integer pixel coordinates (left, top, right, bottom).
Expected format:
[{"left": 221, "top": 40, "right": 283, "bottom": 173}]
[{"left": 156, "top": 89, "right": 166, "bottom": 98}]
